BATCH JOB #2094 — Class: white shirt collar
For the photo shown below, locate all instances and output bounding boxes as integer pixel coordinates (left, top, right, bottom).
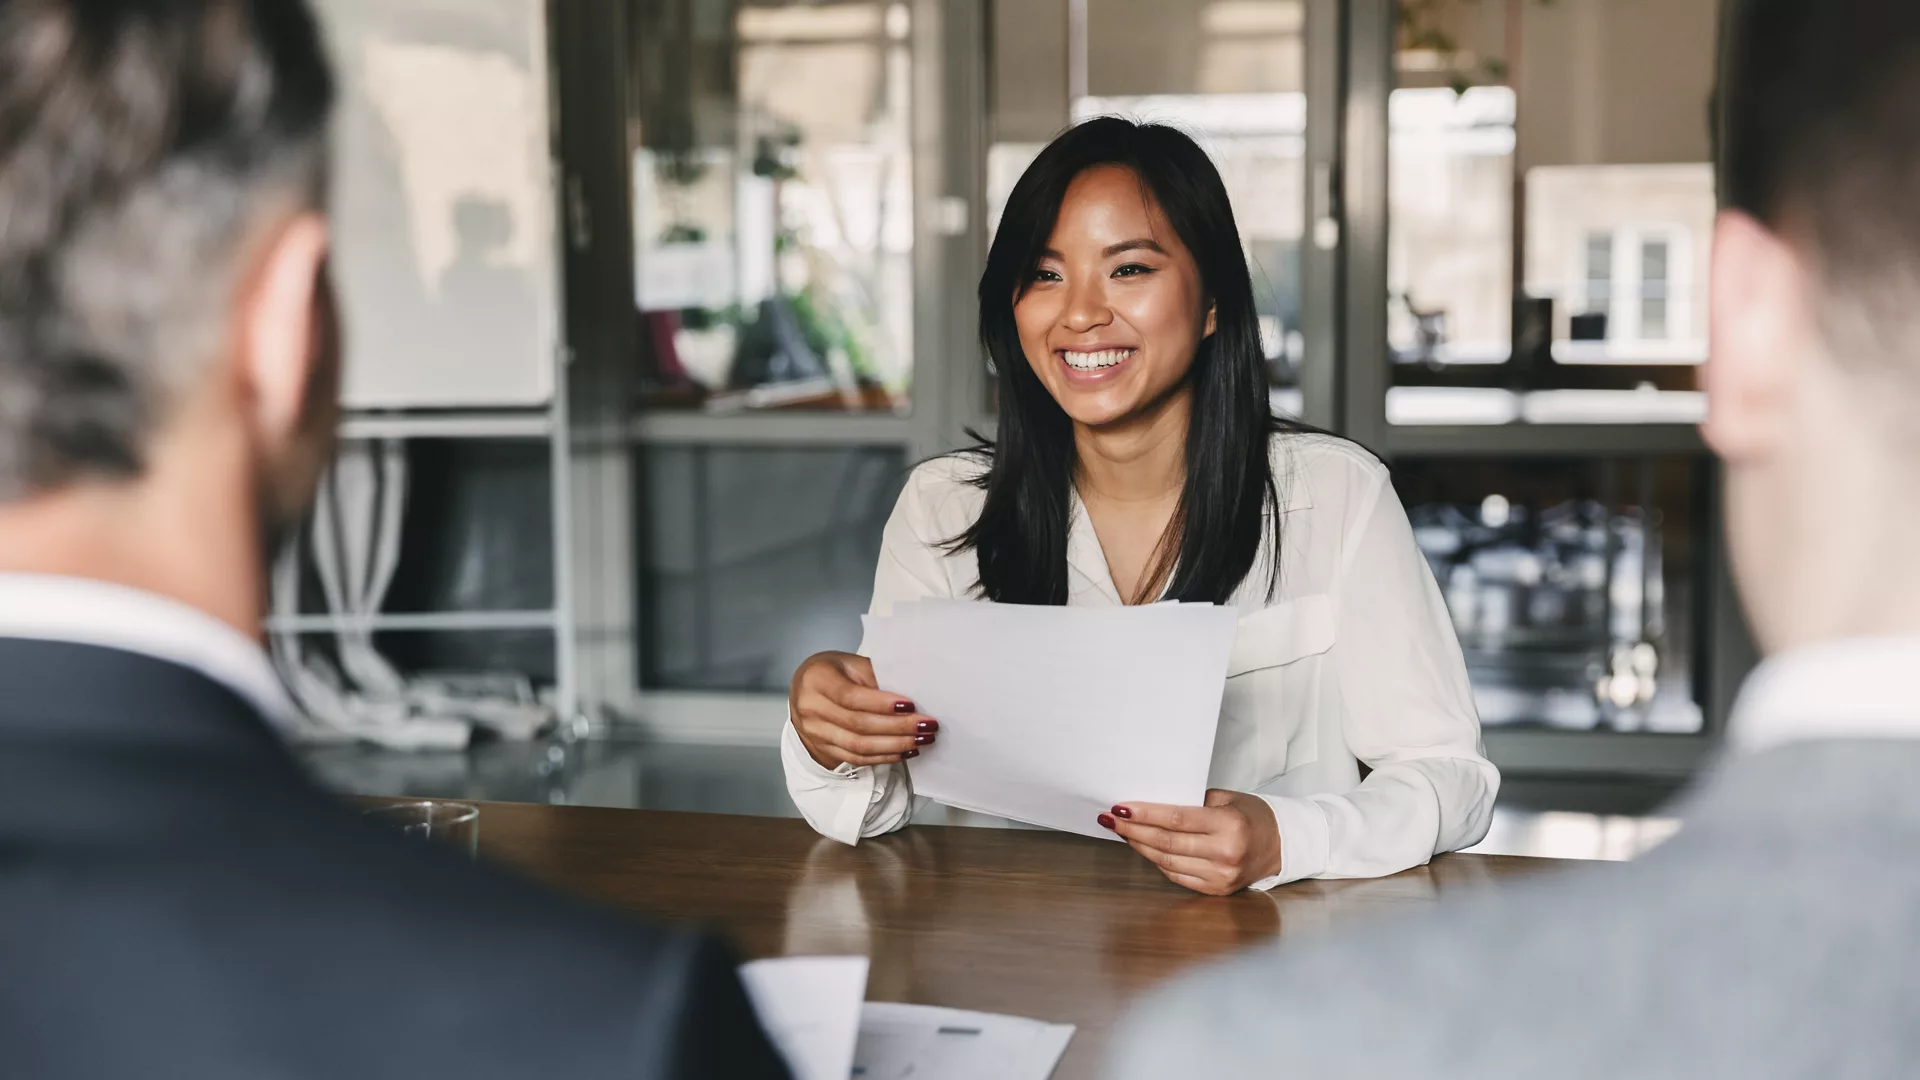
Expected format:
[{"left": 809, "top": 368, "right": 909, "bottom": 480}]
[
  {"left": 1727, "top": 637, "right": 1920, "bottom": 755},
  {"left": 1061, "top": 462, "right": 1315, "bottom": 607},
  {"left": 0, "top": 573, "right": 295, "bottom": 727}
]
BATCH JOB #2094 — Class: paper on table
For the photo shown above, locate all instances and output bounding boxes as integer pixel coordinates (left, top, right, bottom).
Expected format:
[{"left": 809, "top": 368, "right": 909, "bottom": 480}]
[
  {"left": 853, "top": 1002, "right": 1074, "bottom": 1080},
  {"left": 739, "top": 955, "right": 869, "bottom": 1080},
  {"left": 865, "top": 600, "right": 1239, "bottom": 841}
]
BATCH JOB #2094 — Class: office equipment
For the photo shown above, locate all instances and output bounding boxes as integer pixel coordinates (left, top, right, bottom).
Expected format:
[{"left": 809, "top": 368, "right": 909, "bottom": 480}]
[{"left": 864, "top": 600, "right": 1240, "bottom": 839}]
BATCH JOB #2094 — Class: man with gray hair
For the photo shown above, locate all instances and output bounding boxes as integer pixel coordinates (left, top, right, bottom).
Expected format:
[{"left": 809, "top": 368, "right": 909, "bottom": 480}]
[
  {"left": 1109, "top": 0, "right": 1920, "bottom": 1075},
  {"left": 0, "top": 2, "right": 785, "bottom": 1077}
]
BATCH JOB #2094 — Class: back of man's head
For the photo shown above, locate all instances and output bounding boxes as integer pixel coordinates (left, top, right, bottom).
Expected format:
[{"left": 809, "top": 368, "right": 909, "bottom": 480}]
[
  {"left": 0, "top": 0, "right": 334, "bottom": 503},
  {"left": 1719, "top": 0, "right": 1920, "bottom": 387},
  {"left": 1711, "top": 0, "right": 1920, "bottom": 650}
]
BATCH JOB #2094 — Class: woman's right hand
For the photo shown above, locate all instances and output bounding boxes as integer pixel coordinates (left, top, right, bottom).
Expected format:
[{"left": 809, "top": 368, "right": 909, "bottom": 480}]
[{"left": 789, "top": 651, "right": 938, "bottom": 770}]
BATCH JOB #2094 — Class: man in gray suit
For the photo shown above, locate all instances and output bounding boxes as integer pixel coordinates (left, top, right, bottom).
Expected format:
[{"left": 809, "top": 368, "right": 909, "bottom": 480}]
[{"left": 1108, "top": 1, "right": 1920, "bottom": 1076}]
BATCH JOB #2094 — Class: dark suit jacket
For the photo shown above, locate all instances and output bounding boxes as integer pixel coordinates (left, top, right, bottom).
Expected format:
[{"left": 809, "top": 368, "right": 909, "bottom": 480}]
[{"left": 0, "top": 638, "right": 790, "bottom": 1080}]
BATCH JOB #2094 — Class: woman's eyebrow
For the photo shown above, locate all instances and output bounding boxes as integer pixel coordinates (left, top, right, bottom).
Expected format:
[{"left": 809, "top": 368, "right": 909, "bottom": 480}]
[{"left": 1035, "top": 239, "right": 1167, "bottom": 260}]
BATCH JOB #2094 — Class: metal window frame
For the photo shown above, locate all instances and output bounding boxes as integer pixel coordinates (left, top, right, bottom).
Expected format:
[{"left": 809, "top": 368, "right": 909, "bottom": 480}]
[{"left": 555, "top": 0, "right": 986, "bottom": 740}]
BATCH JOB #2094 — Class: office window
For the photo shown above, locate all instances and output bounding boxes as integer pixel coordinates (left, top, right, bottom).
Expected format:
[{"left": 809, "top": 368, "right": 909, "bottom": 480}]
[
  {"left": 1582, "top": 232, "right": 1613, "bottom": 327},
  {"left": 1550, "top": 224, "right": 1692, "bottom": 354},
  {"left": 1388, "top": 86, "right": 1515, "bottom": 367},
  {"left": 1640, "top": 237, "right": 1670, "bottom": 340},
  {"left": 1389, "top": 0, "right": 1718, "bottom": 411},
  {"left": 628, "top": 0, "right": 916, "bottom": 413},
  {"left": 989, "top": 0, "right": 1309, "bottom": 390}
]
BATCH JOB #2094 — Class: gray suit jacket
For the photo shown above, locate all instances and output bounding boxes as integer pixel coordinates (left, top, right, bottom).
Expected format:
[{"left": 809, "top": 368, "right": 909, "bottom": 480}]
[{"left": 1108, "top": 739, "right": 1920, "bottom": 1079}]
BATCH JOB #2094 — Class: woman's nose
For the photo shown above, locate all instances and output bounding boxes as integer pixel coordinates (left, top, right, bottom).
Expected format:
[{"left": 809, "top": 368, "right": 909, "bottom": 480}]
[{"left": 1061, "top": 276, "right": 1112, "bottom": 332}]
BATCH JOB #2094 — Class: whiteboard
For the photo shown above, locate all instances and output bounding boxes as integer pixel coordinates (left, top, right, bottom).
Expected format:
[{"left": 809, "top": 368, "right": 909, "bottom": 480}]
[{"left": 317, "top": 0, "right": 558, "bottom": 408}]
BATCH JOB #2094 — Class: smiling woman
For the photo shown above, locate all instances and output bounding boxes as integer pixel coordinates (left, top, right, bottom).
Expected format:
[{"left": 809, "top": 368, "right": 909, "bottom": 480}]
[
  {"left": 783, "top": 117, "right": 1501, "bottom": 897},
  {"left": 965, "top": 123, "right": 1287, "bottom": 609}
]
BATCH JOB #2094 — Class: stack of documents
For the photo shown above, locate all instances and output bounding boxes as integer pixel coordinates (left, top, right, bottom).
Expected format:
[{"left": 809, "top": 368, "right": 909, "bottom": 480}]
[
  {"left": 739, "top": 956, "right": 869, "bottom": 1080},
  {"left": 740, "top": 955, "right": 1074, "bottom": 1080},
  {"left": 854, "top": 1002, "right": 1074, "bottom": 1080},
  {"left": 864, "top": 600, "right": 1240, "bottom": 840}
]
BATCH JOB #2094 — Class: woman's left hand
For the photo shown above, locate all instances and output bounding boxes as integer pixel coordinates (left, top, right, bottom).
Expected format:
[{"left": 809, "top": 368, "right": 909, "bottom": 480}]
[{"left": 1100, "top": 790, "right": 1283, "bottom": 896}]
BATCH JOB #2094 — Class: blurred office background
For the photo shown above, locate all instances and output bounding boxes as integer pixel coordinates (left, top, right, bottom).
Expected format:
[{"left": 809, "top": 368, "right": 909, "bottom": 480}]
[{"left": 296, "top": 0, "right": 1741, "bottom": 859}]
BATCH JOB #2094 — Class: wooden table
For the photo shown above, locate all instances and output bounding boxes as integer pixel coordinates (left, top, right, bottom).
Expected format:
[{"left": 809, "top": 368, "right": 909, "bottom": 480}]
[{"left": 471, "top": 801, "right": 1563, "bottom": 1079}]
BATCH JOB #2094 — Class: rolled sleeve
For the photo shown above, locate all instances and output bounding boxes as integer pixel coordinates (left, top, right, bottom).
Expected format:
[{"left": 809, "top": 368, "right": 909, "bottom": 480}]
[
  {"left": 1248, "top": 793, "right": 1333, "bottom": 890},
  {"left": 781, "top": 719, "right": 880, "bottom": 846},
  {"left": 781, "top": 461, "right": 965, "bottom": 844}
]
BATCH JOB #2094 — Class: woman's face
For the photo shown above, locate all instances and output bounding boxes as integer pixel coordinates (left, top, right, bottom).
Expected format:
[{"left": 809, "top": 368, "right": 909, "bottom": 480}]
[{"left": 1014, "top": 164, "right": 1214, "bottom": 430}]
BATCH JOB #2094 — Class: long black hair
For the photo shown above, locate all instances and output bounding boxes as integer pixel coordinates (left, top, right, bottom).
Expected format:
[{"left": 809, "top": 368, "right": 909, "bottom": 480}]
[{"left": 950, "top": 117, "right": 1306, "bottom": 606}]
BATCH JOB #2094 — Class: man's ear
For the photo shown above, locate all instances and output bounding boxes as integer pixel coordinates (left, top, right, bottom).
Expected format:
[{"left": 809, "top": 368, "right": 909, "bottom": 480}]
[
  {"left": 237, "top": 213, "right": 330, "bottom": 449},
  {"left": 1703, "top": 209, "right": 1810, "bottom": 465}
]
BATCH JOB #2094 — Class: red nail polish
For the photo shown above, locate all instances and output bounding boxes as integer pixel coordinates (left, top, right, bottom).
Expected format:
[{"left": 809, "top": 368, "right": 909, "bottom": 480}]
[
  {"left": 1097, "top": 813, "right": 1117, "bottom": 830},
  {"left": 893, "top": 701, "right": 915, "bottom": 714},
  {"left": 903, "top": 749, "right": 920, "bottom": 759},
  {"left": 914, "top": 734, "right": 935, "bottom": 746},
  {"left": 916, "top": 719, "right": 939, "bottom": 734},
  {"left": 1111, "top": 805, "right": 1133, "bottom": 819}
]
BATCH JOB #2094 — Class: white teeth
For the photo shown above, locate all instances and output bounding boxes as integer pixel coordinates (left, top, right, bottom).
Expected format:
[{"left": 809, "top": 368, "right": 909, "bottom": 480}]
[{"left": 1062, "top": 348, "right": 1132, "bottom": 371}]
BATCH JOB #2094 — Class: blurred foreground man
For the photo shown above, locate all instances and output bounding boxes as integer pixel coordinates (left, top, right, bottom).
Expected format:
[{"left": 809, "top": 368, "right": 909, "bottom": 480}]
[
  {"left": 1110, "top": 1, "right": 1920, "bottom": 1076},
  {"left": 0, "top": 2, "right": 785, "bottom": 1078}
]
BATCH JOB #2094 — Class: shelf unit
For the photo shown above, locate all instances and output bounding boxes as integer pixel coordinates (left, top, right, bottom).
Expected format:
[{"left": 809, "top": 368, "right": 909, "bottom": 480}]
[
  {"left": 264, "top": 610, "right": 560, "bottom": 634},
  {"left": 279, "top": 397, "right": 578, "bottom": 723},
  {"left": 1385, "top": 423, "right": 1707, "bottom": 458}
]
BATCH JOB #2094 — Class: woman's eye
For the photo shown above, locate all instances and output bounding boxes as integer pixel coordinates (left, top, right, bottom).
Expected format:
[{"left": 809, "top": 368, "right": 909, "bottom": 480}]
[
  {"left": 1113, "top": 263, "right": 1154, "bottom": 278},
  {"left": 1031, "top": 268, "right": 1062, "bottom": 283}
]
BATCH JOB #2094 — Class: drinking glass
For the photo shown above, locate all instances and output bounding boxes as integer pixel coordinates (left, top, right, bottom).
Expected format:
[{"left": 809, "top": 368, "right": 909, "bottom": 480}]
[{"left": 362, "top": 800, "right": 480, "bottom": 858}]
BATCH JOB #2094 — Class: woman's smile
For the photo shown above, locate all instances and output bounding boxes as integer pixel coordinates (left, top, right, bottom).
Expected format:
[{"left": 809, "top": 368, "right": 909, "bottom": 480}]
[{"left": 1058, "top": 345, "right": 1137, "bottom": 383}]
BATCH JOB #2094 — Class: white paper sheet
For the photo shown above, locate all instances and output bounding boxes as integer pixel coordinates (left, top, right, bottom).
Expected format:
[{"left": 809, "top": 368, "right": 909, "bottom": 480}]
[
  {"left": 853, "top": 1002, "right": 1075, "bottom": 1080},
  {"left": 866, "top": 600, "right": 1239, "bottom": 840},
  {"left": 739, "top": 955, "right": 869, "bottom": 1080}
]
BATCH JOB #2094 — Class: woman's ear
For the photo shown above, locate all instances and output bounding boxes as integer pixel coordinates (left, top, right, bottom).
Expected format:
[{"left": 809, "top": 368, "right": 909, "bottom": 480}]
[{"left": 1203, "top": 302, "right": 1218, "bottom": 339}]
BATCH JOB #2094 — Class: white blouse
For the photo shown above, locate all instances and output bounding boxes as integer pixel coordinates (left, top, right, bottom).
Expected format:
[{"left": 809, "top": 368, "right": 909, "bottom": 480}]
[{"left": 781, "top": 432, "right": 1500, "bottom": 890}]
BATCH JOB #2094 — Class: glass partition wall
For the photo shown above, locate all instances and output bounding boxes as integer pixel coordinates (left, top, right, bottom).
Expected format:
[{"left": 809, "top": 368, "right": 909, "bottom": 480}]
[
  {"left": 556, "top": 0, "right": 1753, "bottom": 773},
  {"left": 629, "top": 0, "right": 918, "bottom": 413},
  {"left": 1367, "top": 0, "right": 1749, "bottom": 774},
  {"left": 1383, "top": 0, "right": 1719, "bottom": 429},
  {"left": 989, "top": 0, "right": 1312, "bottom": 414}
]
